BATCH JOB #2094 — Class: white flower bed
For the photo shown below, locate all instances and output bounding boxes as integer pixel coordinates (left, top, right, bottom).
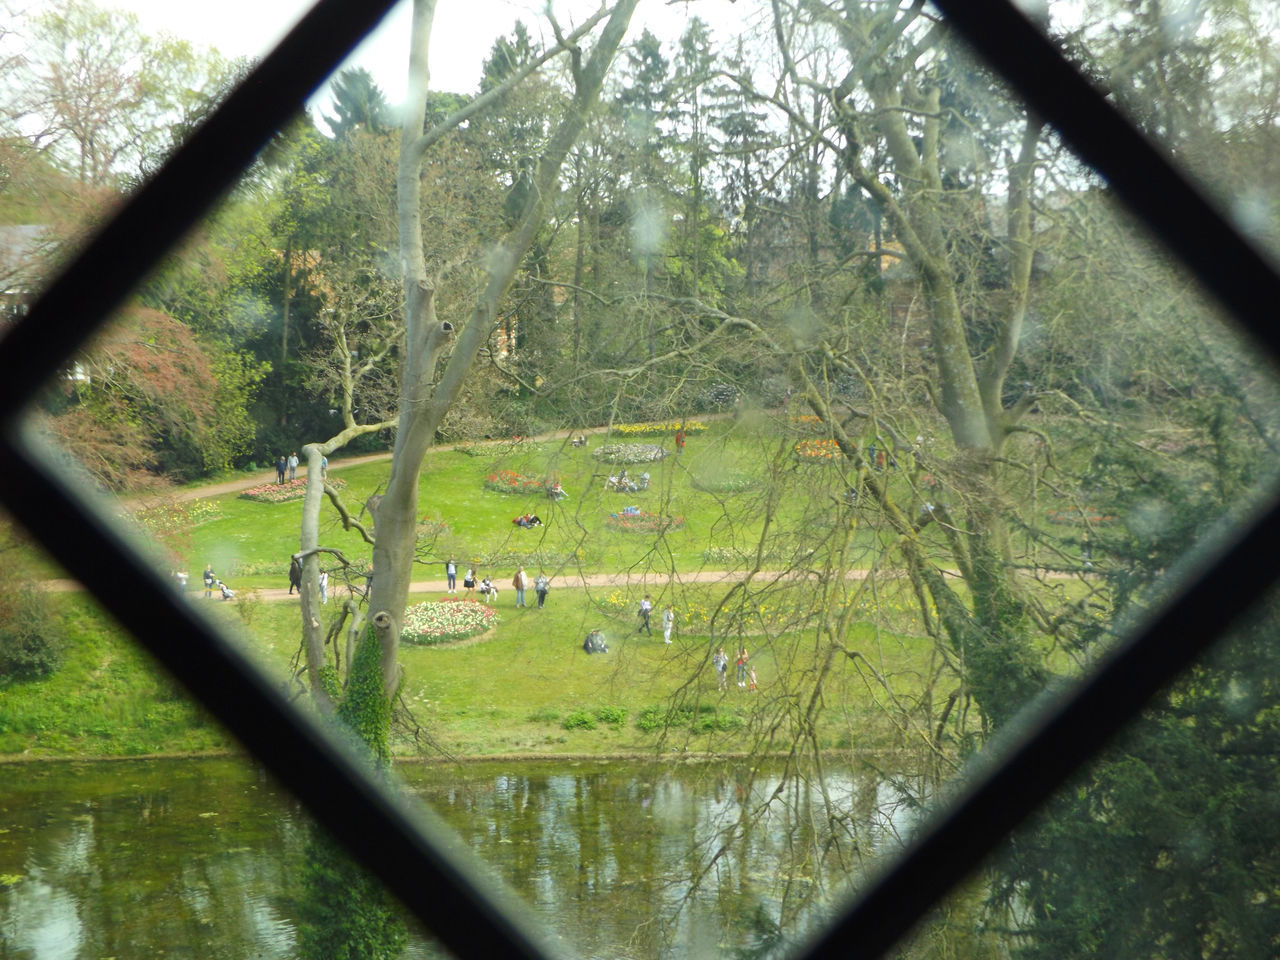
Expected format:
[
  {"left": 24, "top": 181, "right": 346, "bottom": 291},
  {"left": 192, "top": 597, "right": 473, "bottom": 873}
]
[
  {"left": 401, "top": 599, "right": 499, "bottom": 645},
  {"left": 591, "top": 443, "right": 669, "bottom": 464}
]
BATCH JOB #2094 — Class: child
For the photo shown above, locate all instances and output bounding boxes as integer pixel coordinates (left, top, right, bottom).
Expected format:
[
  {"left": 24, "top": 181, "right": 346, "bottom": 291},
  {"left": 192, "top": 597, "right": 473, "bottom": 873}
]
[{"left": 749, "top": 666, "right": 758, "bottom": 692}]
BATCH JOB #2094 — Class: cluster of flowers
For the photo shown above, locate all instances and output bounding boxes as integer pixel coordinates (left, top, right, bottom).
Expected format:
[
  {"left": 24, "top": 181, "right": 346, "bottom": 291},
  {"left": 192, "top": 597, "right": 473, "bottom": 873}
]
[
  {"left": 131, "top": 497, "right": 220, "bottom": 537},
  {"left": 793, "top": 438, "right": 842, "bottom": 462},
  {"left": 604, "top": 510, "right": 685, "bottom": 533},
  {"left": 1047, "top": 507, "right": 1117, "bottom": 526},
  {"left": 691, "top": 473, "right": 761, "bottom": 494},
  {"left": 592, "top": 443, "right": 669, "bottom": 464},
  {"left": 611, "top": 420, "right": 708, "bottom": 437},
  {"left": 483, "top": 470, "right": 547, "bottom": 494},
  {"left": 401, "top": 598, "right": 499, "bottom": 645},
  {"left": 239, "top": 478, "right": 346, "bottom": 503}
]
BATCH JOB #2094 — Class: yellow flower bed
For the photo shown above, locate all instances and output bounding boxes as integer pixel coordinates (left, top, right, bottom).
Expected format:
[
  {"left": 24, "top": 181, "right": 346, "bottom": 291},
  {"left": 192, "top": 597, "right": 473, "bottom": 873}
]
[{"left": 612, "top": 420, "right": 709, "bottom": 437}]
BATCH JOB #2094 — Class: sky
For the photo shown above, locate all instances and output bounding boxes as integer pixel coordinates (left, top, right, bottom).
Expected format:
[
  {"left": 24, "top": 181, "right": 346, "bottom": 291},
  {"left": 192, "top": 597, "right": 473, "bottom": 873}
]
[{"left": 104, "top": 0, "right": 753, "bottom": 108}]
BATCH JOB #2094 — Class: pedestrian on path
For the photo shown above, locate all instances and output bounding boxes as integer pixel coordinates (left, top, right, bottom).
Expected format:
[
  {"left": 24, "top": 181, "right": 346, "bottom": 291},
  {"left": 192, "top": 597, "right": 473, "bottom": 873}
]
[
  {"left": 637, "top": 595, "right": 653, "bottom": 635},
  {"left": 287, "top": 452, "right": 299, "bottom": 481},
  {"left": 512, "top": 566, "right": 528, "bottom": 607},
  {"left": 445, "top": 558, "right": 457, "bottom": 594},
  {"left": 714, "top": 647, "right": 728, "bottom": 691},
  {"left": 275, "top": 455, "right": 287, "bottom": 484},
  {"left": 662, "top": 604, "right": 675, "bottom": 644},
  {"left": 535, "top": 570, "right": 550, "bottom": 608},
  {"left": 203, "top": 564, "right": 216, "bottom": 598},
  {"left": 288, "top": 556, "right": 302, "bottom": 595}
]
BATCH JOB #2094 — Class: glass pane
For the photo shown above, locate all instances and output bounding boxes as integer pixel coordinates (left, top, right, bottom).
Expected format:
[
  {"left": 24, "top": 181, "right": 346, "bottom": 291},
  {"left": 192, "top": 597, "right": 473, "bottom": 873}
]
[
  {"left": 1043, "top": 1, "right": 1280, "bottom": 259},
  {"left": 911, "top": 588, "right": 1280, "bottom": 959},
  {"left": 4, "top": 0, "right": 1278, "bottom": 958}
]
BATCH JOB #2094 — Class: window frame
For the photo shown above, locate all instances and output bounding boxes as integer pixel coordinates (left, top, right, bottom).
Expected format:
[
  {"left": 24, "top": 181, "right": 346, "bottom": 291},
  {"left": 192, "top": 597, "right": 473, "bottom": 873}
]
[{"left": 0, "top": 2, "right": 1276, "bottom": 957}]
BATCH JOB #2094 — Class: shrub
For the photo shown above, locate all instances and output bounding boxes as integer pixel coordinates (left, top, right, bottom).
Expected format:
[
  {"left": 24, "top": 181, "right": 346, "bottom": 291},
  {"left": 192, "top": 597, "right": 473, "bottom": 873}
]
[
  {"left": 591, "top": 443, "right": 669, "bottom": 464},
  {"left": 699, "top": 382, "right": 740, "bottom": 410},
  {"left": 401, "top": 599, "right": 499, "bottom": 645},
  {"left": 0, "top": 587, "right": 63, "bottom": 682},
  {"left": 594, "top": 706, "right": 627, "bottom": 726},
  {"left": 562, "top": 710, "right": 597, "bottom": 730}
]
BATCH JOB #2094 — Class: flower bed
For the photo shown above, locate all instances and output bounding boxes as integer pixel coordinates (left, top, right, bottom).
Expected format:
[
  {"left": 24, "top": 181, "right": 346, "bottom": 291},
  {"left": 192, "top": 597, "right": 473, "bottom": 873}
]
[
  {"left": 793, "top": 438, "right": 842, "bottom": 462},
  {"left": 592, "top": 443, "right": 669, "bottom": 465},
  {"left": 401, "top": 598, "right": 499, "bottom": 645},
  {"left": 604, "top": 510, "right": 685, "bottom": 533},
  {"left": 611, "top": 420, "right": 708, "bottom": 438},
  {"left": 691, "top": 473, "right": 761, "bottom": 494},
  {"left": 238, "top": 477, "right": 346, "bottom": 503},
  {"left": 483, "top": 470, "right": 547, "bottom": 494}
]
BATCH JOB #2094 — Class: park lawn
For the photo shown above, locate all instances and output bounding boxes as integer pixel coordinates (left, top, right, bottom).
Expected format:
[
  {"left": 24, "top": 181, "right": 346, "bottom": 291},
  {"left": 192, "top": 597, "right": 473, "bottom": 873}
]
[
  {"left": 0, "top": 576, "right": 933, "bottom": 761},
  {"left": 175, "top": 416, "right": 907, "bottom": 592},
  {"left": 0, "top": 595, "right": 229, "bottom": 759}
]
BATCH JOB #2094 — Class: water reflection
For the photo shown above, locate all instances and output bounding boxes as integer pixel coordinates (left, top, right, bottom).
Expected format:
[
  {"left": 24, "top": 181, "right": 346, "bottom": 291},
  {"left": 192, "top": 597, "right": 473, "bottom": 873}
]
[{"left": 0, "top": 758, "right": 911, "bottom": 958}]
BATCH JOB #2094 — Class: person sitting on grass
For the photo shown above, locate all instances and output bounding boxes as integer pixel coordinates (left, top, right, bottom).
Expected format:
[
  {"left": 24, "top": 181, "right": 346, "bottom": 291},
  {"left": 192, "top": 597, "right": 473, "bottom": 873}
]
[{"left": 582, "top": 629, "right": 608, "bottom": 654}]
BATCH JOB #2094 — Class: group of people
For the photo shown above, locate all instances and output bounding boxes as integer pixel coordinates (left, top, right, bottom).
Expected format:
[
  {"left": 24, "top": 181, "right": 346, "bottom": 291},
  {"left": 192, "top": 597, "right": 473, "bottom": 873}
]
[
  {"left": 273, "top": 451, "right": 328, "bottom": 484},
  {"left": 512, "top": 513, "right": 543, "bottom": 528},
  {"left": 605, "top": 470, "right": 649, "bottom": 493},
  {"left": 448, "top": 561, "right": 550, "bottom": 609},
  {"left": 202, "top": 564, "right": 235, "bottom": 601},
  {"left": 712, "top": 646, "right": 756, "bottom": 691},
  {"left": 635, "top": 595, "right": 677, "bottom": 644},
  {"left": 274, "top": 452, "right": 298, "bottom": 484},
  {"left": 286, "top": 556, "right": 329, "bottom": 603}
]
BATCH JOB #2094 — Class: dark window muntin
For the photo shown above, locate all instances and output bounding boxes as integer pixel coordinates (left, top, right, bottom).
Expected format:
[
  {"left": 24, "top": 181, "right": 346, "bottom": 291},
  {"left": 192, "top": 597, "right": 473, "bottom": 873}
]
[{"left": 0, "top": 2, "right": 1276, "bottom": 958}]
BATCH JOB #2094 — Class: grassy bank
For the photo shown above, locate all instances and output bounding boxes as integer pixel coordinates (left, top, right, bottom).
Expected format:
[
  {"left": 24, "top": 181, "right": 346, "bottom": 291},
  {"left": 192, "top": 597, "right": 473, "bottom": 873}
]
[{"left": 0, "top": 579, "right": 930, "bottom": 762}]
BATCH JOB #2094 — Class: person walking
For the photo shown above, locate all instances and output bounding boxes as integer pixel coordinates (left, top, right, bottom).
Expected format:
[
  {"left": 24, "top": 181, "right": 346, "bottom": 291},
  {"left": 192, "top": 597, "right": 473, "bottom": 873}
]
[
  {"left": 287, "top": 451, "right": 299, "bottom": 481},
  {"left": 288, "top": 556, "right": 302, "bottom": 595},
  {"left": 534, "top": 570, "right": 550, "bottom": 609},
  {"left": 203, "top": 564, "right": 216, "bottom": 599},
  {"left": 662, "top": 604, "right": 675, "bottom": 644},
  {"left": 445, "top": 558, "right": 458, "bottom": 595},
  {"left": 512, "top": 566, "right": 528, "bottom": 607},
  {"left": 275, "top": 455, "right": 287, "bottom": 484},
  {"left": 463, "top": 567, "right": 477, "bottom": 599},
  {"left": 637, "top": 595, "right": 653, "bottom": 635}
]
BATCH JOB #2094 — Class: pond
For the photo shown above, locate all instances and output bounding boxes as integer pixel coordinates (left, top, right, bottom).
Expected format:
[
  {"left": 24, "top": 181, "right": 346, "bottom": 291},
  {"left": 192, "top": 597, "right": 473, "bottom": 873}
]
[{"left": 0, "top": 757, "right": 920, "bottom": 958}]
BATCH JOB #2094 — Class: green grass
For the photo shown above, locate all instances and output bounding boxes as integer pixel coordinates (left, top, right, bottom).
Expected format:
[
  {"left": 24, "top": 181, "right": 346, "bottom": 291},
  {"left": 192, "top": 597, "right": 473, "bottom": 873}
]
[
  {"left": 177, "top": 417, "right": 915, "bottom": 592},
  {"left": 3, "top": 413, "right": 1093, "bottom": 762}
]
